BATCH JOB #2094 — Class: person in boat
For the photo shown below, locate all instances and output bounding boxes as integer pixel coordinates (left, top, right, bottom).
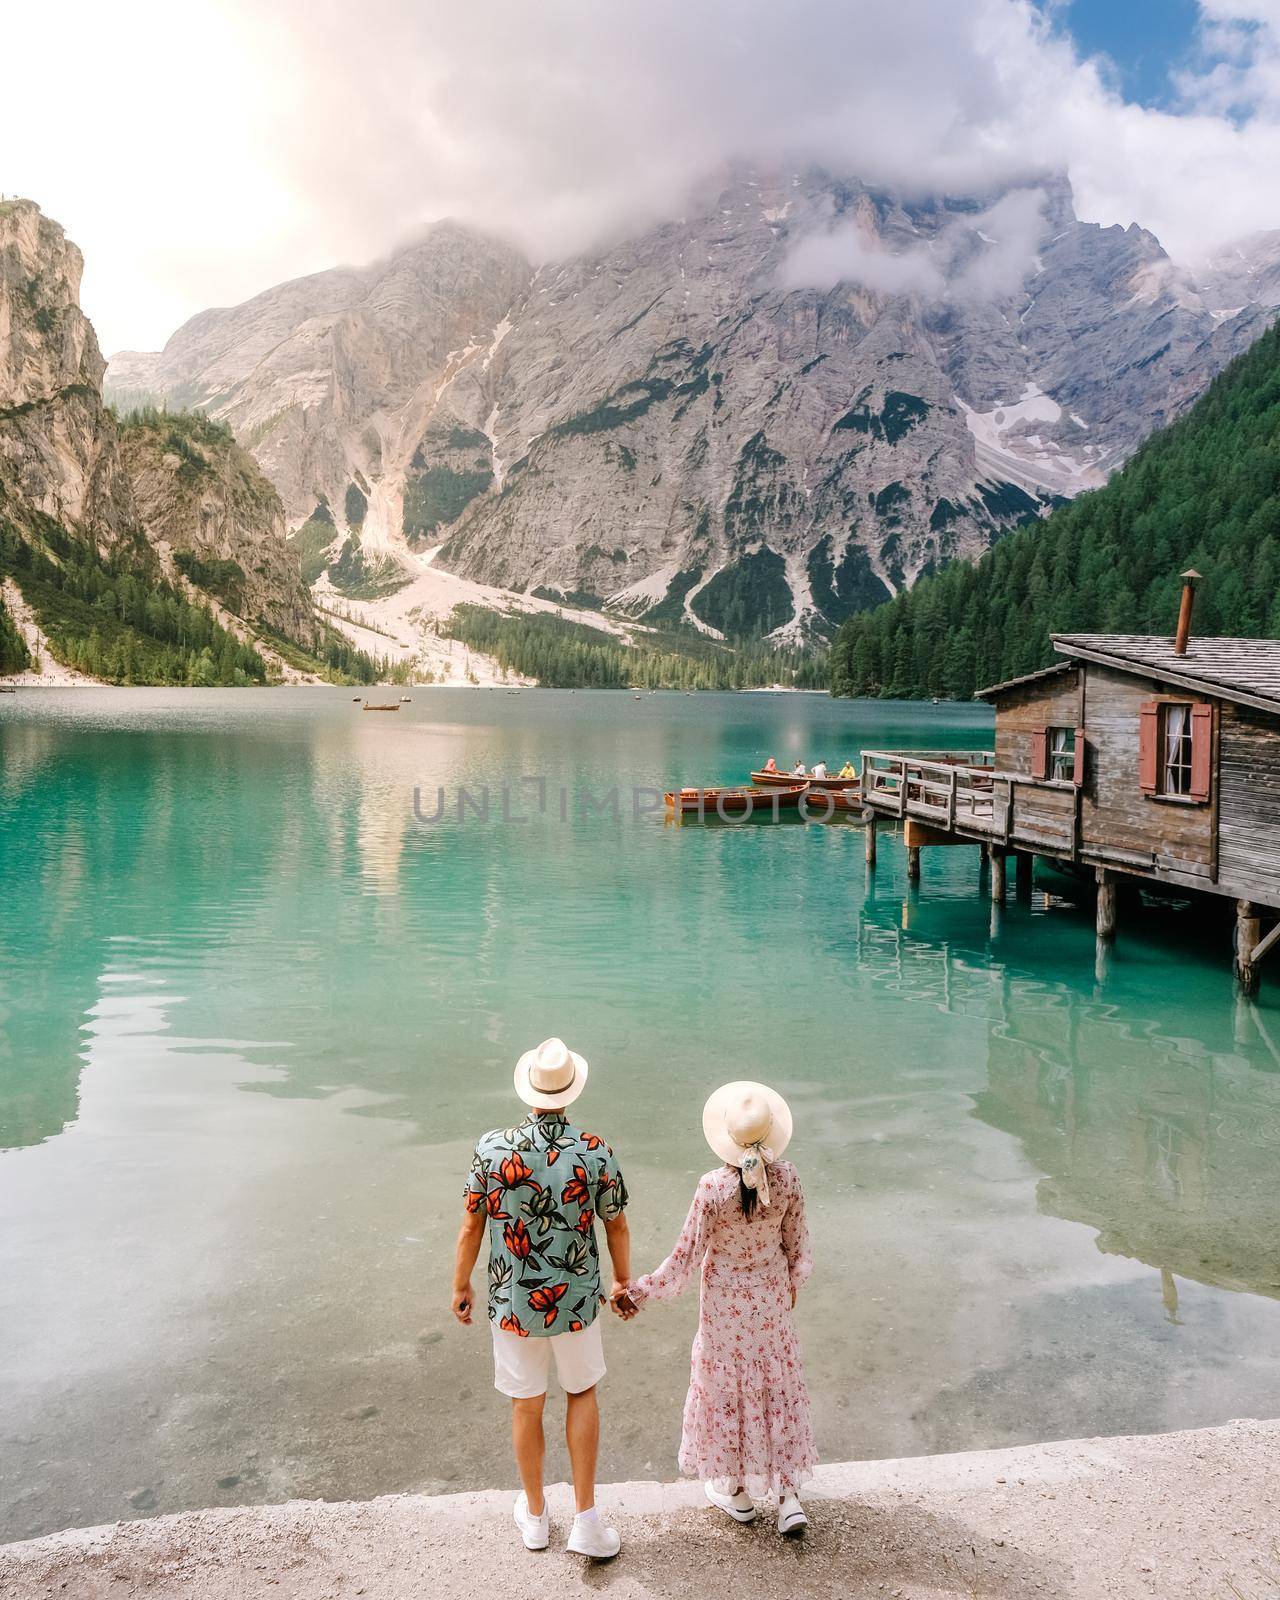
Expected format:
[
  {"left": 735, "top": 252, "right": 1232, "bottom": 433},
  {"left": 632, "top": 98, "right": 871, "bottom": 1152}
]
[
  {"left": 616, "top": 1082, "right": 815, "bottom": 1538},
  {"left": 453, "top": 1038, "right": 632, "bottom": 1562},
  {"left": 762, "top": 756, "right": 778, "bottom": 773},
  {"left": 837, "top": 761, "right": 856, "bottom": 779},
  {"left": 810, "top": 760, "right": 828, "bottom": 780},
  {"left": 791, "top": 760, "right": 807, "bottom": 777}
]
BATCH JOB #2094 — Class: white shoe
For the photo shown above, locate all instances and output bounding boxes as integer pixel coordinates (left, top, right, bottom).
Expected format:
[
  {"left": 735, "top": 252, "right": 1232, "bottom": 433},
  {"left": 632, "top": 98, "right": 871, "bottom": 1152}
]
[
  {"left": 513, "top": 1491, "right": 548, "bottom": 1551},
  {"left": 566, "top": 1512, "right": 621, "bottom": 1560},
  {"left": 705, "top": 1482, "right": 757, "bottom": 1522},
  {"left": 777, "top": 1494, "right": 808, "bottom": 1537}
]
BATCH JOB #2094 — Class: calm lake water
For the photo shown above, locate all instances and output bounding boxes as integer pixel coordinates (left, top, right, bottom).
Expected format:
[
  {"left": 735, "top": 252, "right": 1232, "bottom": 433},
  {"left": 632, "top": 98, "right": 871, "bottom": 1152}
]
[{"left": 2, "top": 686, "right": 1279, "bottom": 1542}]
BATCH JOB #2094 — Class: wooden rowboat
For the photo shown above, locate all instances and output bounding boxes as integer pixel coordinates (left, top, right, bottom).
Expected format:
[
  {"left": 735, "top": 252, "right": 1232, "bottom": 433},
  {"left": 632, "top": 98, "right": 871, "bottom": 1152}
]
[
  {"left": 751, "top": 769, "right": 861, "bottom": 794},
  {"left": 665, "top": 783, "right": 807, "bottom": 815},
  {"left": 362, "top": 701, "right": 401, "bottom": 712}
]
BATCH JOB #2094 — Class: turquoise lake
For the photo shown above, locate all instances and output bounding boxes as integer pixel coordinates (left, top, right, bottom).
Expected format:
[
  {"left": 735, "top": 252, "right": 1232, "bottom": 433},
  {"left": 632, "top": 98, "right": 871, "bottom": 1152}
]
[{"left": 2, "top": 686, "right": 1279, "bottom": 1542}]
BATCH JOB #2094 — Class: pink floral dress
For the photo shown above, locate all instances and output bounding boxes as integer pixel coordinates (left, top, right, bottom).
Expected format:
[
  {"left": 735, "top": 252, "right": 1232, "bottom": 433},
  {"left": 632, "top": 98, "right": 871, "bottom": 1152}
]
[{"left": 628, "top": 1160, "right": 816, "bottom": 1496}]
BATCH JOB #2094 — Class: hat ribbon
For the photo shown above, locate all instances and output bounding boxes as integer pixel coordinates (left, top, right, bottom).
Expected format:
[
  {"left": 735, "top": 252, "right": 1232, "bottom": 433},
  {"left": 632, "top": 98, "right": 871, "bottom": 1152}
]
[{"left": 738, "top": 1140, "right": 776, "bottom": 1207}]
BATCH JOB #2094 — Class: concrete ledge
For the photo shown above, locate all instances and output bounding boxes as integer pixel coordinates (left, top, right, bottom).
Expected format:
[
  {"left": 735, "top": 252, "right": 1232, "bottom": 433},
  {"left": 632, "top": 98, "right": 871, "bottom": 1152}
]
[{"left": 3, "top": 1419, "right": 1278, "bottom": 1599}]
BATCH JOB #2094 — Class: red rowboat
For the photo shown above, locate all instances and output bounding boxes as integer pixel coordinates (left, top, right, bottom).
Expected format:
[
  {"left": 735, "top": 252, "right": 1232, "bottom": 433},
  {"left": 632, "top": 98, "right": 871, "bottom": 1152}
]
[{"left": 664, "top": 783, "right": 808, "bottom": 815}]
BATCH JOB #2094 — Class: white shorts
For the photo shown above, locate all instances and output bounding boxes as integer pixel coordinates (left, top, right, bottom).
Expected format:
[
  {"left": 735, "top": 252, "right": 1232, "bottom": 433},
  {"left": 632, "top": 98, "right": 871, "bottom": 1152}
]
[{"left": 491, "top": 1317, "right": 607, "bottom": 1399}]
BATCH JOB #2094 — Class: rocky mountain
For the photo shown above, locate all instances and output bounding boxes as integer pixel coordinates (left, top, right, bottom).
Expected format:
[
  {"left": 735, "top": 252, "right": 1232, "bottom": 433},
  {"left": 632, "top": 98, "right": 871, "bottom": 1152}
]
[
  {"left": 1197, "top": 231, "right": 1280, "bottom": 314},
  {"left": 107, "top": 170, "right": 1278, "bottom": 641},
  {"left": 0, "top": 199, "right": 351, "bottom": 684},
  {"left": 117, "top": 411, "right": 319, "bottom": 647},
  {"left": 0, "top": 199, "right": 135, "bottom": 544},
  {"left": 108, "top": 223, "right": 533, "bottom": 548}
]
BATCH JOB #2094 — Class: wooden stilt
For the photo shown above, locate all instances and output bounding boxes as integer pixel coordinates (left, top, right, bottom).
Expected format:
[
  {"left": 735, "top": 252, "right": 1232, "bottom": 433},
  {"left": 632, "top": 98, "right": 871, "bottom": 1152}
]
[
  {"left": 907, "top": 845, "right": 921, "bottom": 882},
  {"left": 1016, "top": 851, "right": 1034, "bottom": 899},
  {"left": 1096, "top": 867, "right": 1117, "bottom": 944},
  {"left": 989, "top": 845, "right": 1006, "bottom": 903},
  {"left": 1236, "top": 898, "right": 1261, "bottom": 997},
  {"left": 863, "top": 810, "right": 877, "bottom": 870}
]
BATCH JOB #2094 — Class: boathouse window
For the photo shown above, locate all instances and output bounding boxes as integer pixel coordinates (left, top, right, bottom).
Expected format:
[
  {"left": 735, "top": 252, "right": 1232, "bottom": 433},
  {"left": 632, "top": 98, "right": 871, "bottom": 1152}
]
[
  {"left": 1048, "top": 727, "right": 1075, "bottom": 782},
  {"left": 1030, "top": 725, "right": 1082, "bottom": 783},
  {"left": 1138, "top": 701, "right": 1213, "bottom": 802}
]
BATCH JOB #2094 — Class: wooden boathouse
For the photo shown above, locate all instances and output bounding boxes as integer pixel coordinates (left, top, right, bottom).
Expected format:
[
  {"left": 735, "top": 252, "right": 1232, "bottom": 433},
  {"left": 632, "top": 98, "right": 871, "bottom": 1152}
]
[{"left": 859, "top": 578, "right": 1280, "bottom": 994}]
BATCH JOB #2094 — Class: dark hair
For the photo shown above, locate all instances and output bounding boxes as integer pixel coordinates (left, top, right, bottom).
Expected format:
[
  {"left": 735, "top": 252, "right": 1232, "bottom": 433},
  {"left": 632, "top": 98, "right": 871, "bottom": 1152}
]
[{"left": 739, "top": 1172, "right": 759, "bottom": 1218}]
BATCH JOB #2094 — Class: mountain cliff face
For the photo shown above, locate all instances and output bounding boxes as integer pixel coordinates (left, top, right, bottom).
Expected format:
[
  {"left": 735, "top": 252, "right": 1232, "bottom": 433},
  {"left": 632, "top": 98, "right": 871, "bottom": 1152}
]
[
  {"left": 117, "top": 412, "right": 321, "bottom": 648},
  {"left": 0, "top": 199, "right": 135, "bottom": 546},
  {"left": 0, "top": 199, "right": 337, "bottom": 682},
  {"left": 1197, "top": 231, "right": 1280, "bottom": 314},
  {"left": 107, "top": 172, "right": 1277, "bottom": 639},
  {"left": 109, "top": 223, "right": 533, "bottom": 548}
]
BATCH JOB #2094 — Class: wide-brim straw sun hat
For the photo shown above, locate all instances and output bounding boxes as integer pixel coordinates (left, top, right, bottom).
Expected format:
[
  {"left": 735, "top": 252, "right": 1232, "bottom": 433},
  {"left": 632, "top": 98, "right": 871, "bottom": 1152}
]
[
  {"left": 514, "top": 1036, "right": 589, "bottom": 1109},
  {"left": 703, "top": 1080, "right": 793, "bottom": 1167}
]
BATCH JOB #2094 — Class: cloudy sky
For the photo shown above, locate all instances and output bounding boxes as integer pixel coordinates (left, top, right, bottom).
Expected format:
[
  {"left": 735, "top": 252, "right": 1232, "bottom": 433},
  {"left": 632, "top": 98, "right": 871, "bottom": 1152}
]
[{"left": 4, "top": 0, "right": 1280, "bottom": 353}]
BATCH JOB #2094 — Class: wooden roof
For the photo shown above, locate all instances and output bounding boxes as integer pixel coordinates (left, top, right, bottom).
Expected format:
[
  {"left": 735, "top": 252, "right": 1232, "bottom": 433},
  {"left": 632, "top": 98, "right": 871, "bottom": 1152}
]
[
  {"left": 974, "top": 661, "right": 1076, "bottom": 700},
  {"left": 1052, "top": 633, "right": 1280, "bottom": 715}
]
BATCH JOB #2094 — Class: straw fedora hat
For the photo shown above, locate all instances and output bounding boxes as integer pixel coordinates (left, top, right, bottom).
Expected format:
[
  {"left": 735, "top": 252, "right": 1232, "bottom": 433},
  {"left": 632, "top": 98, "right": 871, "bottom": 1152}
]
[
  {"left": 514, "top": 1036, "right": 589, "bottom": 1109},
  {"left": 702, "top": 1080, "right": 793, "bottom": 1166}
]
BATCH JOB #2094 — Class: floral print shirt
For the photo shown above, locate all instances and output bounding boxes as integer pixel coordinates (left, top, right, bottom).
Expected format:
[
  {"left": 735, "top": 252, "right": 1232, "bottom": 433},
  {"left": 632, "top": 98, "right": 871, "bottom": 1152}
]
[{"left": 465, "top": 1111, "right": 629, "bottom": 1337}]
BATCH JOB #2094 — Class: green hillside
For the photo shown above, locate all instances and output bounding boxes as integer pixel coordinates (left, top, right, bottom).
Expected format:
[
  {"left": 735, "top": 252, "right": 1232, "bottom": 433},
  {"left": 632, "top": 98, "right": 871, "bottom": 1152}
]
[{"left": 830, "top": 319, "right": 1280, "bottom": 700}]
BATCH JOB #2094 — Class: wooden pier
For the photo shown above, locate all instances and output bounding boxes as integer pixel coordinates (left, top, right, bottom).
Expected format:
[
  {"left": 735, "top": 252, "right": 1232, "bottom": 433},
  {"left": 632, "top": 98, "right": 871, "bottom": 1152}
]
[{"left": 860, "top": 614, "right": 1280, "bottom": 994}]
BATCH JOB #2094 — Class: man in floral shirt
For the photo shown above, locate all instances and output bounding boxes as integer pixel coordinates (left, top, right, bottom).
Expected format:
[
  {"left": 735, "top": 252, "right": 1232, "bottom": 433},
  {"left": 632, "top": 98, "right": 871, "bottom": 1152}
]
[{"left": 452, "top": 1038, "right": 632, "bottom": 1561}]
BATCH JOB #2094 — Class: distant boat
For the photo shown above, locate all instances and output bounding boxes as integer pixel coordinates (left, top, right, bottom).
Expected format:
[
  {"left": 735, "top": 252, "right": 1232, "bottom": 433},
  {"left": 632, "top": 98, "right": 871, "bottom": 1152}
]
[
  {"left": 0, "top": 685, "right": 15, "bottom": 695},
  {"left": 352, "top": 696, "right": 362, "bottom": 701},
  {"left": 362, "top": 701, "right": 401, "bottom": 712},
  {"left": 400, "top": 695, "right": 412, "bottom": 702}
]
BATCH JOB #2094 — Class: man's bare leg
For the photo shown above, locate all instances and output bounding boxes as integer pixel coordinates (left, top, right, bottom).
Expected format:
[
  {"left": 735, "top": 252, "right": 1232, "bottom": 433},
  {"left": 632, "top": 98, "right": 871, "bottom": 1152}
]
[
  {"left": 511, "top": 1394, "right": 546, "bottom": 1516},
  {"left": 565, "top": 1385, "right": 599, "bottom": 1513}
]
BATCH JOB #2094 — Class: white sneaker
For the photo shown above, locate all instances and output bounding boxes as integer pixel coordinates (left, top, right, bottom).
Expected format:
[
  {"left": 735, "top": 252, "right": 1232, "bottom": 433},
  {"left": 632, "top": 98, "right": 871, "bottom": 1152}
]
[
  {"left": 566, "top": 1512, "right": 621, "bottom": 1560},
  {"left": 777, "top": 1494, "right": 808, "bottom": 1537},
  {"left": 513, "top": 1491, "right": 548, "bottom": 1551},
  {"left": 705, "top": 1482, "right": 757, "bottom": 1523}
]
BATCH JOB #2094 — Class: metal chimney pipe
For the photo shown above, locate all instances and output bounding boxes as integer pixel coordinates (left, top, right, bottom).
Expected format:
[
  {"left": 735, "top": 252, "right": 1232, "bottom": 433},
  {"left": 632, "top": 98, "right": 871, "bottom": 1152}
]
[{"left": 1174, "top": 569, "right": 1201, "bottom": 655}]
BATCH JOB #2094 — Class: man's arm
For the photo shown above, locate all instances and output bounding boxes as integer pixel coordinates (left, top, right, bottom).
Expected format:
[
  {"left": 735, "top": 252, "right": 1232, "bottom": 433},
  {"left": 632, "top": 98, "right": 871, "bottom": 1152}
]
[
  {"left": 603, "top": 1212, "right": 637, "bottom": 1319},
  {"left": 452, "top": 1207, "right": 486, "bottom": 1324}
]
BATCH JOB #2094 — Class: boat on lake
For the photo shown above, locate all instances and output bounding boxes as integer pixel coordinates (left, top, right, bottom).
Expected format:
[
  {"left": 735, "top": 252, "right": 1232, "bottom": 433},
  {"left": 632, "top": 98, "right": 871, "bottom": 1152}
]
[
  {"left": 665, "top": 782, "right": 807, "bottom": 814},
  {"left": 751, "top": 768, "right": 861, "bottom": 795},
  {"left": 362, "top": 701, "right": 401, "bottom": 712}
]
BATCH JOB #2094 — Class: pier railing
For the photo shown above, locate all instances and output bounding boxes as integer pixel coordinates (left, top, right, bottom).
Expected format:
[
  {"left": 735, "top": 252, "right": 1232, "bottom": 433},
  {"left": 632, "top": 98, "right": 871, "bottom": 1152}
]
[{"left": 860, "top": 750, "right": 1078, "bottom": 854}]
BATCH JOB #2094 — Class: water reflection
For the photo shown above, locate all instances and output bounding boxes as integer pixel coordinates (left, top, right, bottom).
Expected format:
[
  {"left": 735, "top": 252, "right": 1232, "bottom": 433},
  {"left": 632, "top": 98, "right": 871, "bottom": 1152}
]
[{"left": 857, "top": 885, "right": 1280, "bottom": 1305}]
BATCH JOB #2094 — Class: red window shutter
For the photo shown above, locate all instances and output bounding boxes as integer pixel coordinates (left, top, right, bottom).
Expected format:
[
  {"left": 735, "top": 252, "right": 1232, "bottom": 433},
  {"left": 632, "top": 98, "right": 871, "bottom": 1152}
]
[
  {"left": 1189, "top": 703, "right": 1213, "bottom": 801},
  {"left": 1138, "top": 702, "right": 1159, "bottom": 794},
  {"left": 1073, "top": 730, "right": 1086, "bottom": 786},
  {"left": 1029, "top": 728, "right": 1048, "bottom": 780}
]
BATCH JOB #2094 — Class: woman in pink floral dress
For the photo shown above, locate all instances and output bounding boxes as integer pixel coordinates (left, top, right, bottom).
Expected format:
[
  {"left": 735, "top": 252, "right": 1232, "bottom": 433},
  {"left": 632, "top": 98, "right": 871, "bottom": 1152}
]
[{"left": 622, "top": 1081, "right": 816, "bottom": 1535}]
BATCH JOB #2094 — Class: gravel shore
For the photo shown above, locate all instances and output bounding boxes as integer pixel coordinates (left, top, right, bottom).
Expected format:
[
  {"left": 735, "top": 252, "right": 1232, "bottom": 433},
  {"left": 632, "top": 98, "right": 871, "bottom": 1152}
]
[{"left": 2, "top": 1418, "right": 1276, "bottom": 1599}]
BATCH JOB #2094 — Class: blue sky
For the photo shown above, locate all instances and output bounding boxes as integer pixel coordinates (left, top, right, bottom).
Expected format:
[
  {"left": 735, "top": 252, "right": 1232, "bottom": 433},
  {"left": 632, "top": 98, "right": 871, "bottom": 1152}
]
[{"left": 1049, "top": 0, "right": 1204, "bottom": 107}]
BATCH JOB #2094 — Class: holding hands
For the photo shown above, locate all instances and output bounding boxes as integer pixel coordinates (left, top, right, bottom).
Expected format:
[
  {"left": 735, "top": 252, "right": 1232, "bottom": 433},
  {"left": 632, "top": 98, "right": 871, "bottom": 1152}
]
[{"left": 609, "top": 1281, "right": 641, "bottom": 1320}]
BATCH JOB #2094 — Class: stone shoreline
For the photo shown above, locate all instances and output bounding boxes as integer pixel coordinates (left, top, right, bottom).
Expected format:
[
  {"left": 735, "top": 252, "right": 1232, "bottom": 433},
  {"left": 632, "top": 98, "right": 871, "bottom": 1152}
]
[{"left": 2, "top": 1418, "right": 1276, "bottom": 1599}]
